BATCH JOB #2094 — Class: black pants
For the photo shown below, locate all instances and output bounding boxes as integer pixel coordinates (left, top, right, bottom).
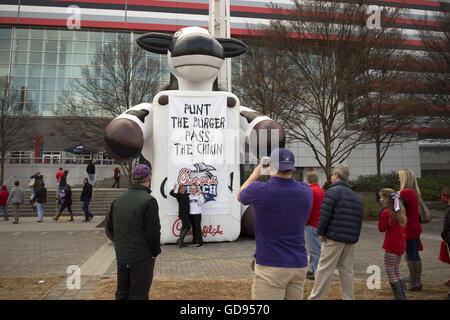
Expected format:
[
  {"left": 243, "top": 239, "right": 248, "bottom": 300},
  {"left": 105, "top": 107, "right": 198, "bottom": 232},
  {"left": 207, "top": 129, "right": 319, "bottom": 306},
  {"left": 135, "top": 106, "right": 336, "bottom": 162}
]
[
  {"left": 112, "top": 178, "right": 120, "bottom": 188},
  {"left": 189, "top": 214, "right": 203, "bottom": 245},
  {"left": 60, "top": 202, "right": 72, "bottom": 214},
  {"left": 180, "top": 214, "right": 191, "bottom": 232},
  {"left": 116, "top": 257, "right": 155, "bottom": 300}
]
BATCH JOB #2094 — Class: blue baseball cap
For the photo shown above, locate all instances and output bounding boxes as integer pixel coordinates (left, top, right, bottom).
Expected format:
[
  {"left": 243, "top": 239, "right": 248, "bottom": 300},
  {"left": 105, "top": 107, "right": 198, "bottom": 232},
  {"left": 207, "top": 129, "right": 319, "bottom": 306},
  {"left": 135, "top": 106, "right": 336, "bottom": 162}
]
[{"left": 270, "top": 148, "right": 296, "bottom": 171}]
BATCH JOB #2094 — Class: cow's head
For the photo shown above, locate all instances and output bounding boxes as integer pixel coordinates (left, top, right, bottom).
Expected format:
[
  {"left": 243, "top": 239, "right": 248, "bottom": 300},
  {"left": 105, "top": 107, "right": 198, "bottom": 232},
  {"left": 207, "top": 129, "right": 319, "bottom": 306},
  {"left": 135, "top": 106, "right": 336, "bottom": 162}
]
[{"left": 137, "top": 27, "right": 247, "bottom": 90}]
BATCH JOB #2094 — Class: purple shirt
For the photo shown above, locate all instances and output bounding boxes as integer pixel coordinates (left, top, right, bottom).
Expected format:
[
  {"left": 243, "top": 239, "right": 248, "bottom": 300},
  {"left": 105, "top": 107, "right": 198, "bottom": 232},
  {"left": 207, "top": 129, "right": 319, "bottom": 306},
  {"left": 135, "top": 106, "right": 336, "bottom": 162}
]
[{"left": 240, "top": 177, "right": 313, "bottom": 268}]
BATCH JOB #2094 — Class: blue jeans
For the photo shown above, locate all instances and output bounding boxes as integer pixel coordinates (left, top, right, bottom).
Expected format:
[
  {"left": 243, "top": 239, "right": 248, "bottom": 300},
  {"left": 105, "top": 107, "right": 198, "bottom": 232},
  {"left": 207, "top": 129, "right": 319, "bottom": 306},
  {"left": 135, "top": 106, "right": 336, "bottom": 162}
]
[
  {"left": 82, "top": 199, "right": 93, "bottom": 220},
  {"left": 88, "top": 174, "right": 95, "bottom": 185},
  {"left": 0, "top": 205, "right": 8, "bottom": 220},
  {"left": 37, "top": 203, "right": 44, "bottom": 222},
  {"left": 405, "top": 238, "right": 421, "bottom": 262},
  {"left": 305, "top": 225, "right": 322, "bottom": 273}
]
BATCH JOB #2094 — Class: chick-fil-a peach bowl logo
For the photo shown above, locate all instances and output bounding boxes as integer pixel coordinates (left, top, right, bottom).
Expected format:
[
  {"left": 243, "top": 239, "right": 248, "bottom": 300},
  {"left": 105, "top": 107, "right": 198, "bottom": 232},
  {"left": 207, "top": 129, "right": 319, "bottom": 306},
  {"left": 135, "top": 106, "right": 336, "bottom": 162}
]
[{"left": 172, "top": 218, "right": 223, "bottom": 238}]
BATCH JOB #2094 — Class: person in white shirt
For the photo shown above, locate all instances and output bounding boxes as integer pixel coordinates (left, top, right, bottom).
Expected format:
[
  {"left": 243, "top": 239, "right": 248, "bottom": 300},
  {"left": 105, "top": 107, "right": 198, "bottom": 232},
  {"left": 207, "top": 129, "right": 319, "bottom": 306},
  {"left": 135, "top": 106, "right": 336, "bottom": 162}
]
[{"left": 189, "top": 184, "right": 205, "bottom": 248}]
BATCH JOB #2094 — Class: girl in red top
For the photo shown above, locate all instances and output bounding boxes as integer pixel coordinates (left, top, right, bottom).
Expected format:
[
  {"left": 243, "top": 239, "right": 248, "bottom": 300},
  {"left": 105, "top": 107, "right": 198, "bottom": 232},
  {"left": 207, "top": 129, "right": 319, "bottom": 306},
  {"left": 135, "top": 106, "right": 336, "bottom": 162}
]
[
  {"left": 378, "top": 188, "right": 407, "bottom": 300},
  {"left": 399, "top": 168, "right": 423, "bottom": 291}
]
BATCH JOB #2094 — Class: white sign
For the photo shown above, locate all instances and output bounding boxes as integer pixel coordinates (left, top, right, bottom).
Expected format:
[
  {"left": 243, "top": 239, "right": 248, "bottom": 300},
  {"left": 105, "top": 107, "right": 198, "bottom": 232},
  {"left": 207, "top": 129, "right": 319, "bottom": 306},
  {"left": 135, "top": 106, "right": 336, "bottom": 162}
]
[{"left": 167, "top": 96, "right": 229, "bottom": 215}]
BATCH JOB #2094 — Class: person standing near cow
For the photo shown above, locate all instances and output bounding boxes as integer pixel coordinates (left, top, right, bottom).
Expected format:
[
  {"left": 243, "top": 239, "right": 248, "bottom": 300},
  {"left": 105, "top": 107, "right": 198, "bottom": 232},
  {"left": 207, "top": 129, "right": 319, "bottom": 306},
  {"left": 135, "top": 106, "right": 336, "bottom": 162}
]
[
  {"left": 189, "top": 184, "right": 205, "bottom": 248},
  {"left": 170, "top": 184, "right": 191, "bottom": 248},
  {"left": 308, "top": 164, "right": 364, "bottom": 300},
  {"left": 305, "top": 171, "right": 325, "bottom": 281},
  {"left": 239, "top": 148, "right": 313, "bottom": 300},
  {"left": 106, "top": 164, "right": 161, "bottom": 300}
]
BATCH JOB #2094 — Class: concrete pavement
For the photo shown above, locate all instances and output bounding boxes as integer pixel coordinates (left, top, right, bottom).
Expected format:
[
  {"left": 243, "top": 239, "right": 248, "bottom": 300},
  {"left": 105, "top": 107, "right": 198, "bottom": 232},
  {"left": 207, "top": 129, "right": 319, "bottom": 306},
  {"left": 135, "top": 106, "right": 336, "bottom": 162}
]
[{"left": 0, "top": 209, "right": 448, "bottom": 299}]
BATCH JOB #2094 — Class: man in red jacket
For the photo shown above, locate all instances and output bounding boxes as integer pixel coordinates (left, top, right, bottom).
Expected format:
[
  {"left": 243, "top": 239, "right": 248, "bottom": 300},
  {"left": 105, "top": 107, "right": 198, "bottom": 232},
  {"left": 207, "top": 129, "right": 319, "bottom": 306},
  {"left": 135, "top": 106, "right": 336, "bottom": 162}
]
[
  {"left": 0, "top": 185, "right": 10, "bottom": 221},
  {"left": 305, "top": 171, "right": 325, "bottom": 280}
]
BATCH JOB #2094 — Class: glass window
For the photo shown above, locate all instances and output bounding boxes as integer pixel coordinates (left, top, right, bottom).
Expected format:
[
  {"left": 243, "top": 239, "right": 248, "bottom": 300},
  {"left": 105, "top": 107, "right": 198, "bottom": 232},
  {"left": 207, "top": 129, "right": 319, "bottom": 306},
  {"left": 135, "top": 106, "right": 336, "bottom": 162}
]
[
  {"left": 59, "top": 40, "right": 72, "bottom": 52},
  {"left": 58, "top": 52, "right": 72, "bottom": 65},
  {"left": 13, "top": 51, "right": 27, "bottom": 63},
  {"left": 30, "top": 39, "right": 43, "bottom": 51},
  {"left": 11, "top": 77, "right": 26, "bottom": 90},
  {"left": 0, "top": 52, "right": 10, "bottom": 64},
  {"left": 14, "top": 28, "right": 28, "bottom": 39},
  {"left": 89, "top": 31, "right": 102, "bottom": 41},
  {"left": 44, "top": 40, "right": 58, "bottom": 52},
  {"left": 73, "top": 41, "right": 87, "bottom": 53},
  {"left": 29, "top": 51, "right": 42, "bottom": 64},
  {"left": 73, "top": 30, "right": 88, "bottom": 41},
  {"left": 14, "top": 39, "right": 28, "bottom": 51},
  {"left": 11, "top": 64, "right": 26, "bottom": 77},
  {"left": 72, "top": 53, "right": 87, "bottom": 65},
  {"left": 27, "top": 77, "right": 41, "bottom": 90},
  {"left": 0, "top": 64, "right": 8, "bottom": 76},
  {"left": 27, "top": 64, "right": 41, "bottom": 77},
  {"left": 0, "top": 38, "right": 11, "bottom": 51},
  {"left": 44, "top": 29, "right": 59, "bottom": 40},
  {"left": 25, "top": 102, "right": 39, "bottom": 115},
  {"left": 30, "top": 29, "right": 44, "bottom": 39},
  {"left": 26, "top": 90, "right": 40, "bottom": 104},
  {"left": 43, "top": 65, "right": 57, "bottom": 77},
  {"left": 60, "top": 29, "right": 73, "bottom": 40},
  {"left": 57, "top": 65, "right": 72, "bottom": 78},
  {"left": 72, "top": 66, "right": 83, "bottom": 78},
  {"left": 44, "top": 52, "right": 57, "bottom": 64},
  {"left": 87, "top": 42, "right": 102, "bottom": 54},
  {"left": 41, "top": 103, "right": 55, "bottom": 116},
  {"left": 41, "top": 90, "right": 55, "bottom": 103},
  {"left": 0, "top": 28, "right": 12, "bottom": 38}
]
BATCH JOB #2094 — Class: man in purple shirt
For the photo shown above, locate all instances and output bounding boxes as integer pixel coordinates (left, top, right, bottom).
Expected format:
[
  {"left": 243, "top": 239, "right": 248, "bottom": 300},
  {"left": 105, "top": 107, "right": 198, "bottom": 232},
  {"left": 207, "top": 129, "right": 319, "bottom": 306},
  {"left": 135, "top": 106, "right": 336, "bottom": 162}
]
[{"left": 238, "top": 148, "right": 313, "bottom": 300}]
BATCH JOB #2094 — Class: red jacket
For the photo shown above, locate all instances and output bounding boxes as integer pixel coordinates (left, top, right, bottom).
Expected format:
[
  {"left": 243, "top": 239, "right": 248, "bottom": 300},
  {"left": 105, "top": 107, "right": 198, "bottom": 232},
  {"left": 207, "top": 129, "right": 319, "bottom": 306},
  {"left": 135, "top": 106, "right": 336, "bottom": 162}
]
[
  {"left": 378, "top": 209, "right": 406, "bottom": 255},
  {"left": 56, "top": 170, "right": 64, "bottom": 183},
  {"left": 400, "top": 189, "right": 423, "bottom": 240},
  {"left": 114, "top": 167, "right": 120, "bottom": 179},
  {"left": 0, "top": 189, "right": 9, "bottom": 206},
  {"left": 306, "top": 183, "right": 325, "bottom": 228}
]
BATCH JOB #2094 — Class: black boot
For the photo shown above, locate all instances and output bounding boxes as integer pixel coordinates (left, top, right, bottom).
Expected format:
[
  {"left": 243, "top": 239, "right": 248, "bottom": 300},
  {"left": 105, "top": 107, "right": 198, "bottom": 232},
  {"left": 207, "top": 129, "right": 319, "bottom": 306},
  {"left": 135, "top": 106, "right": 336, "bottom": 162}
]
[
  {"left": 398, "top": 278, "right": 407, "bottom": 300},
  {"left": 389, "top": 281, "right": 404, "bottom": 300}
]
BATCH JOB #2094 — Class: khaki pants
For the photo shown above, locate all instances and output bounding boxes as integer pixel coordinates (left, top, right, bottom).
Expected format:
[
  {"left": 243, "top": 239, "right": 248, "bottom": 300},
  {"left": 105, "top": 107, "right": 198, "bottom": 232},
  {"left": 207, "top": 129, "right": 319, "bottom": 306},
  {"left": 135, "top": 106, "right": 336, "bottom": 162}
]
[
  {"left": 308, "top": 239, "right": 355, "bottom": 300},
  {"left": 13, "top": 204, "right": 20, "bottom": 223},
  {"left": 252, "top": 263, "right": 307, "bottom": 300}
]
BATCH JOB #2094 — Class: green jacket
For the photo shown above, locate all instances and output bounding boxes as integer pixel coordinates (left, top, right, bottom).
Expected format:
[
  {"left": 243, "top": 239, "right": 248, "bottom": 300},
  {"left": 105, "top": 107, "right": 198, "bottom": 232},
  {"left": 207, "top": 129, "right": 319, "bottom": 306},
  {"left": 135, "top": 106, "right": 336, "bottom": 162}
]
[{"left": 107, "top": 184, "right": 161, "bottom": 264}]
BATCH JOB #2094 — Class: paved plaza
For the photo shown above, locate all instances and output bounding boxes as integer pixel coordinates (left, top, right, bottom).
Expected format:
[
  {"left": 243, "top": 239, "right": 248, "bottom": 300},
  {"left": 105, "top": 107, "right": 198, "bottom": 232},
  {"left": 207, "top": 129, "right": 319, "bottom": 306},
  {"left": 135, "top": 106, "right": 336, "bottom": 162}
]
[{"left": 0, "top": 209, "right": 448, "bottom": 300}]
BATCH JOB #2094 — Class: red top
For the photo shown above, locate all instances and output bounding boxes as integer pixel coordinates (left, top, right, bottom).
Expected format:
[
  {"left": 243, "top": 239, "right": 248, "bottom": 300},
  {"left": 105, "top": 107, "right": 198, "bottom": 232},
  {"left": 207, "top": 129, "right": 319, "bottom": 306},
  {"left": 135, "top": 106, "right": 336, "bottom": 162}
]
[
  {"left": 400, "top": 189, "right": 423, "bottom": 240},
  {"left": 306, "top": 183, "right": 325, "bottom": 228},
  {"left": 378, "top": 209, "right": 406, "bottom": 255},
  {"left": 56, "top": 170, "right": 64, "bottom": 183},
  {"left": 0, "top": 189, "right": 9, "bottom": 206},
  {"left": 114, "top": 167, "right": 120, "bottom": 179}
]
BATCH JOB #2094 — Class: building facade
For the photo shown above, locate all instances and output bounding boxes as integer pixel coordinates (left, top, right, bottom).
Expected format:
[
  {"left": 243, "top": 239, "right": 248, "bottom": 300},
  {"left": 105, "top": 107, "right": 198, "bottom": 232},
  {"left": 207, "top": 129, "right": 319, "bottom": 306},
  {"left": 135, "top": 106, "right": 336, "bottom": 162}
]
[{"left": 0, "top": 0, "right": 449, "bottom": 186}]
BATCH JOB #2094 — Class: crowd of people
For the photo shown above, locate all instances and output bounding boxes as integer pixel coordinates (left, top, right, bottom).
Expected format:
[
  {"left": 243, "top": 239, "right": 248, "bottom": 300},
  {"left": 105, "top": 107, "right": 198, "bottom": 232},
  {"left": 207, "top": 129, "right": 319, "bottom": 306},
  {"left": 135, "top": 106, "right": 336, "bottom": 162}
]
[{"left": 1, "top": 149, "right": 448, "bottom": 301}]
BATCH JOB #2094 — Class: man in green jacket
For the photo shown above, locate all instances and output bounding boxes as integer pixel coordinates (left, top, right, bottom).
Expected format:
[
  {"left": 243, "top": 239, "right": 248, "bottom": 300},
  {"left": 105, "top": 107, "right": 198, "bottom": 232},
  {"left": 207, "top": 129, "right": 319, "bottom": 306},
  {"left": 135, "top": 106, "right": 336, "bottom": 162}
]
[{"left": 106, "top": 164, "right": 161, "bottom": 300}]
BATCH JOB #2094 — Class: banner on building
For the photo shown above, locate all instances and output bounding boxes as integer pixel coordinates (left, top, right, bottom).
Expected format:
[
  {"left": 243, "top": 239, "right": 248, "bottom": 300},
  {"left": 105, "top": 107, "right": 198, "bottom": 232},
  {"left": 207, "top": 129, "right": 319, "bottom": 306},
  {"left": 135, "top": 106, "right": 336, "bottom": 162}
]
[{"left": 167, "top": 96, "right": 229, "bottom": 215}]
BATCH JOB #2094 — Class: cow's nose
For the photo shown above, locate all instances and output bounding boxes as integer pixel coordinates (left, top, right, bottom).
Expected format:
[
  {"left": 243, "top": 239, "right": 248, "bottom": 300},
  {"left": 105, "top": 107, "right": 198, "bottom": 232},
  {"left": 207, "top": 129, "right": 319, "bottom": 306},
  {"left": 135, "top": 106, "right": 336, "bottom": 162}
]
[{"left": 170, "top": 34, "right": 224, "bottom": 59}]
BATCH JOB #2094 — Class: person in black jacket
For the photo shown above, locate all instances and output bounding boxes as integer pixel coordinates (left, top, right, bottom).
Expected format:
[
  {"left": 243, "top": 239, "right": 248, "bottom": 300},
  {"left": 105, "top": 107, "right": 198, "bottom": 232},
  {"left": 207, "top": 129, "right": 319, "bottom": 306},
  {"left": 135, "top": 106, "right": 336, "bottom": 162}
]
[
  {"left": 53, "top": 184, "right": 73, "bottom": 222},
  {"left": 86, "top": 160, "right": 96, "bottom": 185},
  {"left": 170, "top": 184, "right": 191, "bottom": 248},
  {"left": 308, "top": 164, "right": 363, "bottom": 300},
  {"left": 81, "top": 178, "right": 94, "bottom": 222},
  {"left": 106, "top": 164, "right": 161, "bottom": 300}
]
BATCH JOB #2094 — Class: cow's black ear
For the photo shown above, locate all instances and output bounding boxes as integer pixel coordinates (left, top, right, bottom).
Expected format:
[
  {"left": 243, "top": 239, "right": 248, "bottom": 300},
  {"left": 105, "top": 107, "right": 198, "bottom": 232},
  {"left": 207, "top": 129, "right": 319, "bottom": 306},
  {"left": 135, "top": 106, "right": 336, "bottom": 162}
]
[
  {"left": 216, "top": 38, "right": 247, "bottom": 57},
  {"left": 136, "top": 33, "right": 173, "bottom": 54}
]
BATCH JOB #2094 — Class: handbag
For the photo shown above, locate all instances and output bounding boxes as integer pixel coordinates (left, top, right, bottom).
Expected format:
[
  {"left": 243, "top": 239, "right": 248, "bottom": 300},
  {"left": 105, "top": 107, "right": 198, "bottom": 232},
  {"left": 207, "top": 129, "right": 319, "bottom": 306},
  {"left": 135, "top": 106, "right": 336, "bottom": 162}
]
[{"left": 418, "top": 199, "right": 432, "bottom": 224}]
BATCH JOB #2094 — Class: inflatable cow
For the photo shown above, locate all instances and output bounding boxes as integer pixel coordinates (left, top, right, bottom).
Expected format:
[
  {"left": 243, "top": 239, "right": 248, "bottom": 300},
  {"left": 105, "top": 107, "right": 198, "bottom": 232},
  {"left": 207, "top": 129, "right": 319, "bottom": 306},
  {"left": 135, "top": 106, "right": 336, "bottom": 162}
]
[{"left": 104, "top": 27, "right": 285, "bottom": 243}]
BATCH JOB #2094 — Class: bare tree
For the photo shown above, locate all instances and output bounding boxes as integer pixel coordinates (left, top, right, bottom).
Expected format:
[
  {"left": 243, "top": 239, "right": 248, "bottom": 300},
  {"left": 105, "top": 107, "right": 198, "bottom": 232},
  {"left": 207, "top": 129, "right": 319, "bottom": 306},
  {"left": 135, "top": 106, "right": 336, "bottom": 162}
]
[
  {"left": 415, "top": 9, "right": 450, "bottom": 130},
  {"left": 0, "top": 76, "right": 34, "bottom": 184},
  {"left": 246, "top": 0, "right": 407, "bottom": 181},
  {"left": 60, "top": 34, "right": 162, "bottom": 181}
]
